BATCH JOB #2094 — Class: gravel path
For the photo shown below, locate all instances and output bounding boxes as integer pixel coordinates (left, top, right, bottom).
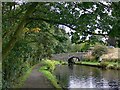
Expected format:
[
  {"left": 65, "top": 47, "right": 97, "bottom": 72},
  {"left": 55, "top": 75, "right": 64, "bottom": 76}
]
[{"left": 22, "top": 64, "right": 55, "bottom": 89}]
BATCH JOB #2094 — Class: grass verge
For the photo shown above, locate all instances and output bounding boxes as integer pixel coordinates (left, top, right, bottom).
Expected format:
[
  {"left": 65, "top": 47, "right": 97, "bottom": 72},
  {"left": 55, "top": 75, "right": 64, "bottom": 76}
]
[
  {"left": 81, "top": 61, "right": 100, "bottom": 66},
  {"left": 39, "top": 59, "right": 62, "bottom": 90},
  {"left": 76, "top": 61, "right": 120, "bottom": 70}
]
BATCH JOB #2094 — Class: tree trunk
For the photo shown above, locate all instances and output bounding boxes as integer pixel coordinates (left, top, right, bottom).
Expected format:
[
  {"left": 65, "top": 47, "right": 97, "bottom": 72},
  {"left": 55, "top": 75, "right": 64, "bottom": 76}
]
[{"left": 2, "top": 3, "right": 38, "bottom": 60}]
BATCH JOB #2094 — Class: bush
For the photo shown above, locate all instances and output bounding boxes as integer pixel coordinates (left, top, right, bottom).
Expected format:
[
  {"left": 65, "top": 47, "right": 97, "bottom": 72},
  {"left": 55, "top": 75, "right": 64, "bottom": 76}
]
[
  {"left": 40, "top": 60, "right": 60, "bottom": 72},
  {"left": 39, "top": 60, "right": 62, "bottom": 90},
  {"left": 92, "top": 44, "right": 107, "bottom": 60}
]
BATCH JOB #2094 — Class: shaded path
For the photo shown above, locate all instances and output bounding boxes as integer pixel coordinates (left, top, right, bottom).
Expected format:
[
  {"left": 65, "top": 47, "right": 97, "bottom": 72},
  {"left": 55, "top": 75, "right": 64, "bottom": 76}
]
[{"left": 22, "top": 64, "right": 55, "bottom": 89}]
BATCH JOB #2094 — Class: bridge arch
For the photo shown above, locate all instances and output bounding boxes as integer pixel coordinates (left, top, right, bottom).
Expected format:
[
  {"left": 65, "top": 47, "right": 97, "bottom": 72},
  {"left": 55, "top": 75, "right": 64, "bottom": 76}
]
[{"left": 68, "top": 56, "right": 80, "bottom": 64}]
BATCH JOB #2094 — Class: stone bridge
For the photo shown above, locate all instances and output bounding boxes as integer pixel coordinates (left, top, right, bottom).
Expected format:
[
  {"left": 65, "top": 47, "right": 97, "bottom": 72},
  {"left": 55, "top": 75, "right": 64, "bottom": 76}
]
[{"left": 51, "top": 52, "right": 86, "bottom": 62}]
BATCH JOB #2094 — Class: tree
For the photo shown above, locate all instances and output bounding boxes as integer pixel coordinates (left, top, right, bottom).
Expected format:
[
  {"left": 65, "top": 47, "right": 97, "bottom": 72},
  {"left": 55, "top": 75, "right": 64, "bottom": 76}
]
[
  {"left": 2, "top": 2, "right": 120, "bottom": 88},
  {"left": 92, "top": 44, "right": 108, "bottom": 60},
  {"left": 2, "top": 7, "right": 71, "bottom": 87},
  {"left": 2, "top": 2, "right": 38, "bottom": 59},
  {"left": 3, "top": 2, "right": 120, "bottom": 59}
]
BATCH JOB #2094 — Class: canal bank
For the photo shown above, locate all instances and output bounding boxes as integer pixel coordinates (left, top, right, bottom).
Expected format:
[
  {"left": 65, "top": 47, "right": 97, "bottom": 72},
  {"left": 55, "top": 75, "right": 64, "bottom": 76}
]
[
  {"left": 39, "top": 60, "right": 63, "bottom": 90},
  {"left": 75, "top": 61, "right": 120, "bottom": 70},
  {"left": 16, "top": 59, "right": 119, "bottom": 89},
  {"left": 42, "top": 60, "right": 120, "bottom": 89}
]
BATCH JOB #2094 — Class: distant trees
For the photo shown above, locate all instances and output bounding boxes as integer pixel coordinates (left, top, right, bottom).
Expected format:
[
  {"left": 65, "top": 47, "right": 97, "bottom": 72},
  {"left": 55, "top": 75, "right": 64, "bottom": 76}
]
[{"left": 70, "top": 42, "right": 90, "bottom": 52}]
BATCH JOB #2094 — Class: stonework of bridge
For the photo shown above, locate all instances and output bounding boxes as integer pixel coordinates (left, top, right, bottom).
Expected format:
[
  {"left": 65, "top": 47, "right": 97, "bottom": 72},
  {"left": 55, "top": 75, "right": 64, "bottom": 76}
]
[{"left": 51, "top": 52, "right": 86, "bottom": 62}]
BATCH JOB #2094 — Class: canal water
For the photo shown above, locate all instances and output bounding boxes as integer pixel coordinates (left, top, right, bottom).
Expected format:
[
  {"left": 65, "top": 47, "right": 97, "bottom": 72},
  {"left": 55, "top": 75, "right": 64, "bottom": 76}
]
[{"left": 54, "top": 65, "right": 120, "bottom": 89}]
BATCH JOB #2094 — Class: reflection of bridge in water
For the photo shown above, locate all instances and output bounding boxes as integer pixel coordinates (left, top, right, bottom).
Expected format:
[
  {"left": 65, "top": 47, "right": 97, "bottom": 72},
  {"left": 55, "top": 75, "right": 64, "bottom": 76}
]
[{"left": 51, "top": 52, "right": 87, "bottom": 62}]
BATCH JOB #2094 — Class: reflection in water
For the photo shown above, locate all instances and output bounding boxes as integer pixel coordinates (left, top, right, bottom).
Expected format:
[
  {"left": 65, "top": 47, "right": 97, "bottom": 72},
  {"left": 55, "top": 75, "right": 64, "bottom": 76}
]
[
  {"left": 54, "top": 65, "right": 119, "bottom": 89},
  {"left": 68, "top": 64, "right": 74, "bottom": 70},
  {"left": 68, "top": 76, "right": 96, "bottom": 88}
]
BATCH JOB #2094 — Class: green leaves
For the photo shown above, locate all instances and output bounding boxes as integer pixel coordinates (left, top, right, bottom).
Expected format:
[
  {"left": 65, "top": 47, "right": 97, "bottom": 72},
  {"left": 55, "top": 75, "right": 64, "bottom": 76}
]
[
  {"left": 71, "top": 32, "right": 80, "bottom": 43},
  {"left": 92, "top": 44, "right": 108, "bottom": 59},
  {"left": 2, "top": 2, "right": 120, "bottom": 88}
]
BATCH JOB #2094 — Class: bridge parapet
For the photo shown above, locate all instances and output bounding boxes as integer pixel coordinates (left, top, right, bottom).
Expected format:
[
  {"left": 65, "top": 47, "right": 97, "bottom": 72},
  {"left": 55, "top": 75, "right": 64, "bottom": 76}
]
[{"left": 51, "top": 52, "right": 87, "bottom": 62}]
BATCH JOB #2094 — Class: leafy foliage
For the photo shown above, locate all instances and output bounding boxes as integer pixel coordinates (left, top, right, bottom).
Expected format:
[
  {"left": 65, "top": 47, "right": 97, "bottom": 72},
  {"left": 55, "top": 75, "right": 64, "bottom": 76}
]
[
  {"left": 2, "top": 2, "right": 120, "bottom": 88},
  {"left": 92, "top": 44, "right": 108, "bottom": 60},
  {"left": 70, "top": 42, "right": 90, "bottom": 52},
  {"left": 39, "top": 60, "right": 62, "bottom": 89}
]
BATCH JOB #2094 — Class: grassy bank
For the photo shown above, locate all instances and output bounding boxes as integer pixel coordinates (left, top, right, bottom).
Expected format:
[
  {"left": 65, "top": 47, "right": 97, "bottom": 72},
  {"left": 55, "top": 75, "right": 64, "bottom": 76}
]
[
  {"left": 39, "top": 60, "right": 62, "bottom": 90},
  {"left": 75, "top": 61, "right": 120, "bottom": 70}
]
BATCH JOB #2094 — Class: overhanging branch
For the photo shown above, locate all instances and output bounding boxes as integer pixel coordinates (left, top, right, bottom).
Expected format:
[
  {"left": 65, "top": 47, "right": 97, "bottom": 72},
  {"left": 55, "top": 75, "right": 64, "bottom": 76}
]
[{"left": 28, "top": 17, "right": 108, "bottom": 37}]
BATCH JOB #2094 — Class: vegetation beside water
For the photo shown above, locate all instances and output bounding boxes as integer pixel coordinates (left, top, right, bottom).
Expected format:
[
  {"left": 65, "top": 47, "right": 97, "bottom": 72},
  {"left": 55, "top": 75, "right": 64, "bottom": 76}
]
[
  {"left": 38, "top": 59, "right": 120, "bottom": 89},
  {"left": 2, "top": 2, "right": 120, "bottom": 89},
  {"left": 75, "top": 61, "right": 120, "bottom": 70},
  {"left": 39, "top": 60, "right": 62, "bottom": 90},
  {"left": 14, "top": 60, "right": 63, "bottom": 89},
  {"left": 76, "top": 45, "right": 120, "bottom": 70}
]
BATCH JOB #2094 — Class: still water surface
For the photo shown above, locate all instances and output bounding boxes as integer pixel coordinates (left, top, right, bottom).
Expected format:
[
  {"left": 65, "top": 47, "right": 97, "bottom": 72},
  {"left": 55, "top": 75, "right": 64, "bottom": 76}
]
[{"left": 54, "top": 65, "right": 120, "bottom": 89}]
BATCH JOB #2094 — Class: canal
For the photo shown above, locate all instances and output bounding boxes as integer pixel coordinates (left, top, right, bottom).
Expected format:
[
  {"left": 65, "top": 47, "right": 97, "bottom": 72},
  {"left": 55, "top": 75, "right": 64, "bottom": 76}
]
[{"left": 54, "top": 65, "right": 120, "bottom": 89}]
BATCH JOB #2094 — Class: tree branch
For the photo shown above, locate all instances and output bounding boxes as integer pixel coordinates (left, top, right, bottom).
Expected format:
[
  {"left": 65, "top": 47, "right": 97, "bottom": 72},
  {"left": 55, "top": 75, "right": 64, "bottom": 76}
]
[{"left": 29, "top": 17, "right": 108, "bottom": 37}]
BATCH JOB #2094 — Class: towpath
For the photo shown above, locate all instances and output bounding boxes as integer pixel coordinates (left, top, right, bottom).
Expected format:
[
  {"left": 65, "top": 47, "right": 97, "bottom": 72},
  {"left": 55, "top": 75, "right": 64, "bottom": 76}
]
[{"left": 22, "top": 64, "right": 55, "bottom": 89}]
